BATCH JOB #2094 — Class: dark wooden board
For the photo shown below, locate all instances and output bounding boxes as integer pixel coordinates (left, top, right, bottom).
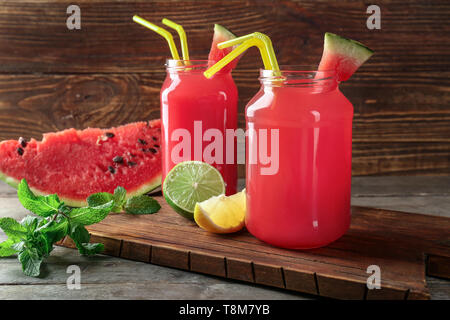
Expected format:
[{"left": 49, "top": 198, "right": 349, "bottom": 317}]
[
  {"left": 0, "top": 1, "right": 449, "bottom": 176},
  {"left": 58, "top": 196, "right": 450, "bottom": 300}
]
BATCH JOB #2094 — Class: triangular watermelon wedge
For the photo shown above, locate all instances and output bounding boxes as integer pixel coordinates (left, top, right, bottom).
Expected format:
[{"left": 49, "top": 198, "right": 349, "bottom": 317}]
[
  {"left": 318, "top": 32, "right": 374, "bottom": 82},
  {"left": 208, "top": 24, "right": 241, "bottom": 73},
  {"left": 0, "top": 121, "right": 162, "bottom": 207}
]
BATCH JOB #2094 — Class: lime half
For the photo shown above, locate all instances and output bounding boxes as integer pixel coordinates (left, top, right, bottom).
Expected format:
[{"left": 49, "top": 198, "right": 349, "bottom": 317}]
[{"left": 163, "top": 161, "right": 226, "bottom": 220}]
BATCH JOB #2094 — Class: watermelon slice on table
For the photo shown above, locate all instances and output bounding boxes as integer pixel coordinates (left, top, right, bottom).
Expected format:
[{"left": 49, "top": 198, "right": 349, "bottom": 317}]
[
  {"left": 208, "top": 24, "right": 241, "bottom": 72},
  {"left": 318, "top": 32, "right": 374, "bottom": 82},
  {"left": 0, "top": 120, "right": 162, "bottom": 207}
]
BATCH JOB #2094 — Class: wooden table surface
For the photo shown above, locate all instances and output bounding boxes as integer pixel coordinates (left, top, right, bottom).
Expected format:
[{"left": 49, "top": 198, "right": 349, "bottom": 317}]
[{"left": 0, "top": 176, "right": 449, "bottom": 300}]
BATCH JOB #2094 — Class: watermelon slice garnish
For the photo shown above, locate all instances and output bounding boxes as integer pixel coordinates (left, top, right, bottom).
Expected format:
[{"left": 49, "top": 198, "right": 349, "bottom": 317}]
[
  {"left": 318, "top": 32, "right": 373, "bottom": 82},
  {"left": 0, "top": 121, "right": 162, "bottom": 207},
  {"left": 208, "top": 24, "right": 241, "bottom": 73}
]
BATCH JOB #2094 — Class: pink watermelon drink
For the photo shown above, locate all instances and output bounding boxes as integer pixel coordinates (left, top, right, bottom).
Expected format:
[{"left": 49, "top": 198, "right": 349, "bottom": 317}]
[
  {"left": 246, "top": 68, "right": 353, "bottom": 248},
  {"left": 245, "top": 33, "right": 373, "bottom": 248},
  {"left": 161, "top": 25, "right": 241, "bottom": 195},
  {"left": 161, "top": 59, "right": 238, "bottom": 195}
]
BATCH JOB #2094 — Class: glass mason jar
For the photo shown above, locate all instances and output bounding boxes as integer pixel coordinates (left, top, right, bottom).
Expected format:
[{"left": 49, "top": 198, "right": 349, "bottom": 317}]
[
  {"left": 160, "top": 60, "right": 238, "bottom": 195},
  {"left": 245, "top": 68, "right": 353, "bottom": 249}
]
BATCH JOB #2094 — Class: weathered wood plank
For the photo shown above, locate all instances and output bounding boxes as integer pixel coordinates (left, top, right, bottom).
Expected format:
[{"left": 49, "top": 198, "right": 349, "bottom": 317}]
[
  {"left": 0, "top": 1, "right": 448, "bottom": 73},
  {"left": 0, "top": 74, "right": 448, "bottom": 176}
]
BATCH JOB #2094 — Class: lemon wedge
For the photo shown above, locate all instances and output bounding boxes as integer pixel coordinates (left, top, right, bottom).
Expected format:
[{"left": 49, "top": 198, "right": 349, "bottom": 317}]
[{"left": 194, "top": 189, "right": 246, "bottom": 233}]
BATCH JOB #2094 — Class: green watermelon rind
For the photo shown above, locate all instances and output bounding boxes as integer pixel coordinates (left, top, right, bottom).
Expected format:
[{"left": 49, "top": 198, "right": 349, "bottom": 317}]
[
  {"left": 323, "top": 32, "right": 374, "bottom": 66},
  {"left": 208, "top": 24, "right": 240, "bottom": 72},
  {"left": 213, "top": 24, "right": 236, "bottom": 43},
  {"left": 0, "top": 169, "right": 161, "bottom": 208}
]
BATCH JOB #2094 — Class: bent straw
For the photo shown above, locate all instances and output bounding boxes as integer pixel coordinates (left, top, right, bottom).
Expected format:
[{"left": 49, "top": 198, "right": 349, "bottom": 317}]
[
  {"left": 204, "top": 32, "right": 280, "bottom": 79},
  {"left": 133, "top": 15, "right": 180, "bottom": 60},
  {"left": 162, "top": 18, "right": 190, "bottom": 61}
]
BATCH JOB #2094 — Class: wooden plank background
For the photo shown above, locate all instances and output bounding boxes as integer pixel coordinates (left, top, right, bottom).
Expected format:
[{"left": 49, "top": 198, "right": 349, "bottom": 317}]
[{"left": 0, "top": 0, "right": 448, "bottom": 176}]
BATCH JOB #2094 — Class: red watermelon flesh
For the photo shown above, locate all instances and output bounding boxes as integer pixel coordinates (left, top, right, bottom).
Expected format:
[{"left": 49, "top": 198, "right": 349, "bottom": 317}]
[
  {"left": 0, "top": 120, "right": 162, "bottom": 207},
  {"left": 318, "top": 32, "right": 373, "bottom": 82},
  {"left": 208, "top": 24, "right": 241, "bottom": 73}
]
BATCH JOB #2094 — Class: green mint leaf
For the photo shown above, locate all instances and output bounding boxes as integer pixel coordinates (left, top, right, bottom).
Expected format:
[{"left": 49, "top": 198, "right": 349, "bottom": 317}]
[
  {"left": 17, "top": 179, "right": 62, "bottom": 217},
  {"left": 87, "top": 186, "right": 127, "bottom": 213},
  {"left": 11, "top": 241, "right": 25, "bottom": 252},
  {"left": 0, "top": 217, "right": 27, "bottom": 242},
  {"left": 87, "top": 192, "right": 113, "bottom": 207},
  {"left": 18, "top": 247, "right": 43, "bottom": 277},
  {"left": 69, "top": 200, "right": 114, "bottom": 225},
  {"left": 31, "top": 232, "right": 52, "bottom": 257},
  {"left": 69, "top": 223, "right": 90, "bottom": 244},
  {"left": 69, "top": 223, "right": 104, "bottom": 255},
  {"left": 40, "top": 218, "right": 69, "bottom": 246},
  {"left": 0, "top": 239, "right": 18, "bottom": 257},
  {"left": 124, "top": 195, "right": 161, "bottom": 215},
  {"left": 113, "top": 186, "right": 127, "bottom": 208},
  {"left": 20, "top": 216, "right": 43, "bottom": 233},
  {"left": 112, "top": 187, "right": 127, "bottom": 212},
  {"left": 78, "top": 242, "right": 104, "bottom": 255}
]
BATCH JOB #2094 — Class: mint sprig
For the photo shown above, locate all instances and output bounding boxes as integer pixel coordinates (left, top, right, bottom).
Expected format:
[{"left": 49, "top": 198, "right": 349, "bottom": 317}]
[
  {"left": 0, "top": 179, "right": 160, "bottom": 277},
  {"left": 87, "top": 186, "right": 160, "bottom": 215}
]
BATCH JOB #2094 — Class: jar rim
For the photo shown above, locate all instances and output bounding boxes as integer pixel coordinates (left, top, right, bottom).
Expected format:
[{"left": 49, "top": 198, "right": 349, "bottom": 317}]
[
  {"left": 259, "top": 66, "right": 338, "bottom": 89},
  {"left": 165, "top": 59, "right": 230, "bottom": 74},
  {"left": 260, "top": 66, "right": 336, "bottom": 78}
]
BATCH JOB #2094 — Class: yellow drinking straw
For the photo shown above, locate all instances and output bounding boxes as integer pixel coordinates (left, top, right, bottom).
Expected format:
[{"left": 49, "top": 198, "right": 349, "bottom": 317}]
[
  {"left": 162, "top": 18, "right": 190, "bottom": 61},
  {"left": 204, "top": 32, "right": 280, "bottom": 79},
  {"left": 133, "top": 15, "right": 180, "bottom": 60}
]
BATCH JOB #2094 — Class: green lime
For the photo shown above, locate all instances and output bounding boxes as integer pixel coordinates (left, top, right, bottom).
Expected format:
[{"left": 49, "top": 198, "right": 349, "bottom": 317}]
[{"left": 163, "top": 161, "right": 226, "bottom": 220}]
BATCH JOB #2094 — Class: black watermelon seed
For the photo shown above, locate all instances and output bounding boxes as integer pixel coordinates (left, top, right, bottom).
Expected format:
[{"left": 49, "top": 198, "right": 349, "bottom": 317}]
[
  {"left": 152, "top": 136, "right": 158, "bottom": 141},
  {"left": 108, "top": 166, "right": 116, "bottom": 174},
  {"left": 138, "top": 138, "right": 147, "bottom": 145},
  {"left": 149, "top": 148, "right": 157, "bottom": 154},
  {"left": 128, "top": 161, "right": 137, "bottom": 167},
  {"left": 153, "top": 144, "right": 160, "bottom": 148},
  {"left": 113, "top": 156, "right": 123, "bottom": 164},
  {"left": 105, "top": 132, "right": 115, "bottom": 138},
  {"left": 18, "top": 137, "right": 27, "bottom": 148},
  {"left": 17, "top": 147, "right": 24, "bottom": 156},
  {"left": 141, "top": 148, "right": 147, "bottom": 152}
]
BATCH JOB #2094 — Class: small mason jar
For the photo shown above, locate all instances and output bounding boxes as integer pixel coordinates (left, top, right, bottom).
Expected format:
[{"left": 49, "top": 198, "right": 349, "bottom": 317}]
[
  {"left": 160, "top": 59, "right": 238, "bottom": 195},
  {"left": 245, "top": 67, "right": 353, "bottom": 249}
]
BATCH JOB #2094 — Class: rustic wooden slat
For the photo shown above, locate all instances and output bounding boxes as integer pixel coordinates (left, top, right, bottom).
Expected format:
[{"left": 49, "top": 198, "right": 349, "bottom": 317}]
[
  {"left": 283, "top": 269, "right": 318, "bottom": 296},
  {"left": 0, "top": 1, "right": 448, "bottom": 73},
  {"left": 365, "top": 286, "right": 407, "bottom": 300},
  {"left": 226, "top": 258, "right": 255, "bottom": 283},
  {"left": 190, "top": 252, "right": 226, "bottom": 277},
  {"left": 427, "top": 255, "right": 450, "bottom": 279},
  {"left": 0, "top": 73, "right": 448, "bottom": 176},
  {"left": 54, "top": 195, "right": 450, "bottom": 300},
  {"left": 316, "top": 275, "right": 367, "bottom": 300},
  {"left": 151, "top": 244, "right": 189, "bottom": 270},
  {"left": 253, "top": 264, "right": 285, "bottom": 289},
  {"left": 120, "top": 239, "right": 151, "bottom": 262}
]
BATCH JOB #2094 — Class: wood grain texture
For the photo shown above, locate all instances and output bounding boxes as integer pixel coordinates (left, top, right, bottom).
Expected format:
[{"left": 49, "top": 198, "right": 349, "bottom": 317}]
[
  {"left": 0, "top": 1, "right": 448, "bottom": 176},
  {"left": 55, "top": 195, "right": 450, "bottom": 300}
]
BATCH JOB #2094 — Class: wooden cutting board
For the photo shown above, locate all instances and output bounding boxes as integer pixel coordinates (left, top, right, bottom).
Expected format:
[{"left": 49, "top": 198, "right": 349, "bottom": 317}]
[{"left": 58, "top": 196, "right": 450, "bottom": 300}]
